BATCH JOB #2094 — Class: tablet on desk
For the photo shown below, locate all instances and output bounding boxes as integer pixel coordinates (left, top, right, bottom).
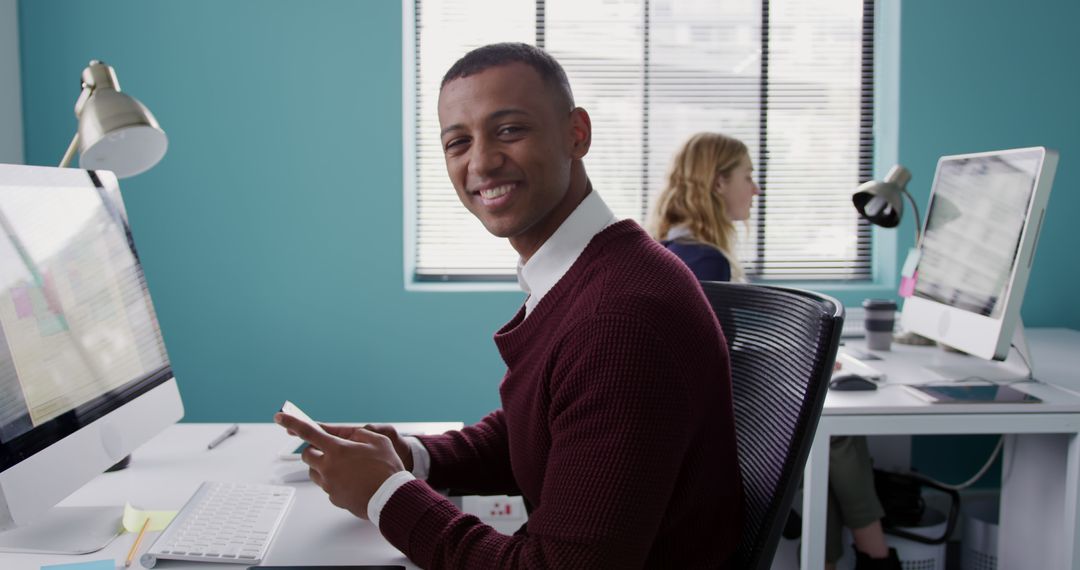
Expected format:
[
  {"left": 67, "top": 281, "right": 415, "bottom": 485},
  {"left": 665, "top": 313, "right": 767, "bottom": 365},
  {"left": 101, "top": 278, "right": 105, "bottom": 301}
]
[{"left": 907, "top": 384, "right": 1042, "bottom": 404}]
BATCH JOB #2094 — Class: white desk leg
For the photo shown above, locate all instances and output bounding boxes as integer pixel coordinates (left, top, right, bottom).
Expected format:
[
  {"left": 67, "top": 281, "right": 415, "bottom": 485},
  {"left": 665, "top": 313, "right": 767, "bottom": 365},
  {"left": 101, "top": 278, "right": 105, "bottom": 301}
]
[
  {"left": 1067, "top": 432, "right": 1080, "bottom": 570},
  {"left": 802, "top": 429, "right": 831, "bottom": 570},
  {"left": 1000, "top": 433, "right": 1075, "bottom": 569}
]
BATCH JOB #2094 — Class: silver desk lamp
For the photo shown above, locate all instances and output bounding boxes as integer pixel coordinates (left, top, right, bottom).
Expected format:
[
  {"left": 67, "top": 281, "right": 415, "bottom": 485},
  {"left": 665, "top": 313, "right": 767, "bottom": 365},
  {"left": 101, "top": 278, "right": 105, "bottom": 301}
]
[
  {"left": 53, "top": 60, "right": 168, "bottom": 471},
  {"left": 57, "top": 60, "right": 167, "bottom": 178}
]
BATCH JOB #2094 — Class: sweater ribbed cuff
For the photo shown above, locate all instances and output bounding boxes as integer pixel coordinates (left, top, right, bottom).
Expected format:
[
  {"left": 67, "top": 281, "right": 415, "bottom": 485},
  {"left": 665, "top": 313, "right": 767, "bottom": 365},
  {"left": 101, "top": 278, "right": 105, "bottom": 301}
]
[{"left": 379, "top": 479, "right": 464, "bottom": 565}]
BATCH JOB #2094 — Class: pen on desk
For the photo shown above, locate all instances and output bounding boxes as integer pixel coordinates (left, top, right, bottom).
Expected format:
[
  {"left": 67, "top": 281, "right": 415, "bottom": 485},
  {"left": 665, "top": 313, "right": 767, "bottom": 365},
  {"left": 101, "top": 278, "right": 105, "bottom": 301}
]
[
  {"left": 207, "top": 423, "right": 239, "bottom": 450},
  {"left": 125, "top": 517, "right": 150, "bottom": 567}
]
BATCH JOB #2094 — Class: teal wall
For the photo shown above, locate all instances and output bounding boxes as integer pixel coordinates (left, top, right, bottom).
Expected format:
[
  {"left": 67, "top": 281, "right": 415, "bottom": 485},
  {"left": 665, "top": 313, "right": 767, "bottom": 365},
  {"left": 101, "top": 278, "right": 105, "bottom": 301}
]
[
  {"left": 14, "top": 0, "right": 1080, "bottom": 428},
  {"left": 898, "top": 0, "right": 1080, "bottom": 329},
  {"left": 17, "top": 0, "right": 519, "bottom": 423},
  {"left": 899, "top": 0, "right": 1080, "bottom": 485}
]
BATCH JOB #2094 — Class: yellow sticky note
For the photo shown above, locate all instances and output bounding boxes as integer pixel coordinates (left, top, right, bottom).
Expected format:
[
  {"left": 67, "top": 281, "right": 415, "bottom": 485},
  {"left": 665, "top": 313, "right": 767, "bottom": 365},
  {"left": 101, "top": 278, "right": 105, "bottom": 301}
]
[{"left": 122, "top": 502, "right": 178, "bottom": 533}]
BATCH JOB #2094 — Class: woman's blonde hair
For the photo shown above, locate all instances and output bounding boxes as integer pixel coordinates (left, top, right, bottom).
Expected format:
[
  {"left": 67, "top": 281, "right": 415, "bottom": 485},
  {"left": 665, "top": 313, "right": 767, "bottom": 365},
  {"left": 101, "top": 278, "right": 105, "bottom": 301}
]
[{"left": 649, "top": 132, "right": 749, "bottom": 280}]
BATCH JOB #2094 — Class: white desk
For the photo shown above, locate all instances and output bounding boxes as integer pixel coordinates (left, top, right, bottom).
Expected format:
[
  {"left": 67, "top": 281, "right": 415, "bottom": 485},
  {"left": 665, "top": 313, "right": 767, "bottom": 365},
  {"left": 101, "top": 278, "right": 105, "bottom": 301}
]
[
  {"left": 3, "top": 422, "right": 463, "bottom": 570},
  {"left": 800, "top": 328, "right": 1080, "bottom": 569},
  {"left": 13, "top": 331, "right": 1080, "bottom": 569}
]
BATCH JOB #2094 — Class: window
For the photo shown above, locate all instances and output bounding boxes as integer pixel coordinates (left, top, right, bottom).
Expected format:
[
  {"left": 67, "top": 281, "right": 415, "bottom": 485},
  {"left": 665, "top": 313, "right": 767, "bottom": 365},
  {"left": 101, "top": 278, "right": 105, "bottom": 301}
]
[{"left": 405, "top": 0, "right": 874, "bottom": 283}]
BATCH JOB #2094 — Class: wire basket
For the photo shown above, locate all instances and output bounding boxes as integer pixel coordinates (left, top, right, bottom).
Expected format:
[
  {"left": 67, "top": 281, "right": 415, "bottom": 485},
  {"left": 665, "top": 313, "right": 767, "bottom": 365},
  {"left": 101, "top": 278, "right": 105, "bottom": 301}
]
[
  {"left": 961, "top": 497, "right": 999, "bottom": 570},
  {"left": 886, "top": 507, "right": 949, "bottom": 570}
]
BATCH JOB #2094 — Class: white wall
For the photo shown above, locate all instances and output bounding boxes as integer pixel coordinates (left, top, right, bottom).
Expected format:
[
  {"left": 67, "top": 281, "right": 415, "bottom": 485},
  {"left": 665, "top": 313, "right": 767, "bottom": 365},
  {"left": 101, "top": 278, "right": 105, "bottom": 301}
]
[{"left": 0, "top": 0, "right": 24, "bottom": 164}]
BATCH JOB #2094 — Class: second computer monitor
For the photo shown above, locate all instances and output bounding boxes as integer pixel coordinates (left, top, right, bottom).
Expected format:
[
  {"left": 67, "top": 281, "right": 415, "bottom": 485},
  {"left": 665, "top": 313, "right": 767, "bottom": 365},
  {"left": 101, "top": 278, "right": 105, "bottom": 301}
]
[{"left": 900, "top": 146, "right": 1058, "bottom": 361}]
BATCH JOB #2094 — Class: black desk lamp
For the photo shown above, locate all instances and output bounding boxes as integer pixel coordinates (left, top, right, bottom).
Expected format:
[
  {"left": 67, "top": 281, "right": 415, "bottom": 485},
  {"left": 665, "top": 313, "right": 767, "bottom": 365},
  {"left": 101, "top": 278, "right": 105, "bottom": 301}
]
[
  {"left": 852, "top": 164, "right": 921, "bottom": 244},
  {"left": 852, "top": 165, "right": 934, "bottom": 346}
]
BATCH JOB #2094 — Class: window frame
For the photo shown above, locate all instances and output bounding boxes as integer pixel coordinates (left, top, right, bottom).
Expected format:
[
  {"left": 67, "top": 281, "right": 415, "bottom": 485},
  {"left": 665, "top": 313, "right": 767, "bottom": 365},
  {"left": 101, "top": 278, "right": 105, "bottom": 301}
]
[{"left": 402, "top": 0, "right": 901, "bottom": 301}]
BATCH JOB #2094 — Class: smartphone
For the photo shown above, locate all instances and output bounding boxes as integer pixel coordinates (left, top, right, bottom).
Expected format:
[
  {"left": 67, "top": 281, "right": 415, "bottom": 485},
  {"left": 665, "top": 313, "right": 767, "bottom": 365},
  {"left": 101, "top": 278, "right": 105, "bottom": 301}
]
[{"left": 279, "top": 400, "right": 326, "bottom": 433}]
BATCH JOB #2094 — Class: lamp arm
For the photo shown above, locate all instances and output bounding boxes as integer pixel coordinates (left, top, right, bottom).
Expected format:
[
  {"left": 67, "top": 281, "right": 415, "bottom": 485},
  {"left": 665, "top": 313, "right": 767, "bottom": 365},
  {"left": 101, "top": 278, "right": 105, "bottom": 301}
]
[
  {"left": 60, "top": 75, "right": 99, "bottom": 169},
  {"left": 901, "top": 188, "right": 922, "bottom": 245},
  {"left": 59, "top": 132, "right": 80, "bottom": 168}
]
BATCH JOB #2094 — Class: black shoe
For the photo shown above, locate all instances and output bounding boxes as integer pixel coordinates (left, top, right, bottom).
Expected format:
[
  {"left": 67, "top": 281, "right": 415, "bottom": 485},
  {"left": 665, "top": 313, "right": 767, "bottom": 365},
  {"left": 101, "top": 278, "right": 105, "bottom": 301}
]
[
  {"left": 853, "top": 546, "right": 902, "bottom": 570},
  {"left": 782, "top": 509, "right": 802, "bottom": 540}
]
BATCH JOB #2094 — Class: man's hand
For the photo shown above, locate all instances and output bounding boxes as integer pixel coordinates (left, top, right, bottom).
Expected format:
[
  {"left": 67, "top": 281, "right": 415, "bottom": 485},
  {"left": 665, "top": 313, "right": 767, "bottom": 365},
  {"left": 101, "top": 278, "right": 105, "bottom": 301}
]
[
  {"left": 355, "top": 423, "right": 414, "bottom": 472},
  {"left": 274, "top": 413, "right": 406, "bottom": 520}
]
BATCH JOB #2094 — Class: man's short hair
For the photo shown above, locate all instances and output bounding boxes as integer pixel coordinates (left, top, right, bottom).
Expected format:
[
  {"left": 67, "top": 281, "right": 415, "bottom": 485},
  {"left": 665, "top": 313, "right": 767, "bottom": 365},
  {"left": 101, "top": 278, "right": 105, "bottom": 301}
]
[{"left": 441, "top": 42, "right": 575, "bottom": 111}]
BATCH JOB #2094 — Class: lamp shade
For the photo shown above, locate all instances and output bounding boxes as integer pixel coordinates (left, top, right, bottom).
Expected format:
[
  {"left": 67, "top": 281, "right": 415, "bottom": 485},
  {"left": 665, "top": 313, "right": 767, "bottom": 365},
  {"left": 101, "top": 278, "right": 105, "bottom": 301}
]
[
  {"left": 60, "top": 60, "right": 168, "bottom": 179},
  {"left": 852, "top": 164, "right": 912, "bottom": 228},
  {"left": 77, "top": 88, "right": 167, "bottom": 179}
]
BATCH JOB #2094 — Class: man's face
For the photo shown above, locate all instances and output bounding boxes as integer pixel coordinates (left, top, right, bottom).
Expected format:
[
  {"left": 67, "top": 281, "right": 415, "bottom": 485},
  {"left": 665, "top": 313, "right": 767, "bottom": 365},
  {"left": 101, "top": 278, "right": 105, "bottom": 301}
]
[{"left": 437, "top": 63, "right": 589, "bottom": 258}]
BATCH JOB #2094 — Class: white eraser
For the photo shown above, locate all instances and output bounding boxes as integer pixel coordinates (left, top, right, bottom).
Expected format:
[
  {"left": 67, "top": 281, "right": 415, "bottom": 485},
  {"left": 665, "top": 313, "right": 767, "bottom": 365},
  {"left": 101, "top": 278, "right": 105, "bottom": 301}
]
[{"left": 272, "top": 462, "right": 311, "bottom": 483}]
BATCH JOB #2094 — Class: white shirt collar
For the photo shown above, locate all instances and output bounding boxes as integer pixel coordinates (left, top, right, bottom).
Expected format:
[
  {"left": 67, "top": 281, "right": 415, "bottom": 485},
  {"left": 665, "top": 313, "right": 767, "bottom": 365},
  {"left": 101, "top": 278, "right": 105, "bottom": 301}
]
[
  {"left": 517, "top": 188, "right": 618, "bottom": 317},
  {"left": 665, "top": 225, "right": 693, "bottom": 240}
]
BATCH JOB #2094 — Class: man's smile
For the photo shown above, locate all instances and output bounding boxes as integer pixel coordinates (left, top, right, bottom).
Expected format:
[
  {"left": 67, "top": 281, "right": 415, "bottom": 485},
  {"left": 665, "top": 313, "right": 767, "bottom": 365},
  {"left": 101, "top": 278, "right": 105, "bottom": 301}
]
[
  {"left": 479, "top": 183, "right": 513, "bottom": 199},
  {"left": 472, "top": 182, "right": 518, "bottom": 206}
]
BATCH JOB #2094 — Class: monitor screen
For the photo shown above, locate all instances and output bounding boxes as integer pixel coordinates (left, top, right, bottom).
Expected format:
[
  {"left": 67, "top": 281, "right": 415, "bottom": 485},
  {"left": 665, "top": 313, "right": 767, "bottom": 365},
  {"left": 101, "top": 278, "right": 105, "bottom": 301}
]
[
  {"left": 0, "top": 168, "right": 171, "bottom": 468},
  {"left": 900, "top": 146, "right": 1057, "bottom": 361},
  {"left": 913, "top": 149, "right": 1044, "bottom": 319}
]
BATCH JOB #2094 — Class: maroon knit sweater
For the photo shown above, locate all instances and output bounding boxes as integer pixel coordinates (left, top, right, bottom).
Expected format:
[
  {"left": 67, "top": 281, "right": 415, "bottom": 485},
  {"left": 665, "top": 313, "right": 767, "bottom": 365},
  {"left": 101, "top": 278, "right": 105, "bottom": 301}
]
[{"left": 380, "top": 220, "right": 743, "bottom": 569}]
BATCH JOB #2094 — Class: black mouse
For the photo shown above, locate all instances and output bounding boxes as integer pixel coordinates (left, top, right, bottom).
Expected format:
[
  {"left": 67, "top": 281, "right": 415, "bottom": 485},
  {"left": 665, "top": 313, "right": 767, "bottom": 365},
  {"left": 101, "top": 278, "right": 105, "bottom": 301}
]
[{"left": 829, "top": 374, "right": 878, "bottom": 391}]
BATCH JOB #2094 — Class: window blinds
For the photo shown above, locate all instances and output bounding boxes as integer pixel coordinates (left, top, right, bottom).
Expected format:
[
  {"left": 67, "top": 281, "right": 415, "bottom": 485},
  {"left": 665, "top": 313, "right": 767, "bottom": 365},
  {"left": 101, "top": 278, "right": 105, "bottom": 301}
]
[{"left": 410, "top": 0, "right": 873, "bottom": 282}]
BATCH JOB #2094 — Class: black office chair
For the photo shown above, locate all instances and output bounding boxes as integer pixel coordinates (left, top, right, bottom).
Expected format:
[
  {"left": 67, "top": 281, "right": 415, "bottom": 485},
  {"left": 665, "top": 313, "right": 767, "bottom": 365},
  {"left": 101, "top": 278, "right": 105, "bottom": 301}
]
[{"left": 699, "top": 281, "right": 844, "bottom": 570}]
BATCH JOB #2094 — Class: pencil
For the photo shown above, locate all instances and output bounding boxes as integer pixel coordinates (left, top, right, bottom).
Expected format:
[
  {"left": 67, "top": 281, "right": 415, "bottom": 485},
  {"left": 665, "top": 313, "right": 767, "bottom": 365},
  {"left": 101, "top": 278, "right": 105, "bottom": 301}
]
[{"left": 125, "top": 517, "right": 151, "bottom": 568}]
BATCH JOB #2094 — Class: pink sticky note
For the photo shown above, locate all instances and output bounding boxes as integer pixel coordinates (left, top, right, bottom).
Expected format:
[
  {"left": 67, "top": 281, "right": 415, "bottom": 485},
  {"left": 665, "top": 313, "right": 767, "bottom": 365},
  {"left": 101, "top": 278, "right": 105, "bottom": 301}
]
[
  {"left": 899, "top": 273, "right": 917, "bottom": 298},
  {"left": 11, "top": 286, "right": 32, "bottom": 318}
]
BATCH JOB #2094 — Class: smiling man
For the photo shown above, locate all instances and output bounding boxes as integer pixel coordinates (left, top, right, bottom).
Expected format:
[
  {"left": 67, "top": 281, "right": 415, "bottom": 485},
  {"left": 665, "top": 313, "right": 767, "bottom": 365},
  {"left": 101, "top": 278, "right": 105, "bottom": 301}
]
[
  {"left": 437, "top": 51, "right": 587, "bottom": 262},
  {"left": 277, "top": 43, "right": 743, "bottom": 569}
]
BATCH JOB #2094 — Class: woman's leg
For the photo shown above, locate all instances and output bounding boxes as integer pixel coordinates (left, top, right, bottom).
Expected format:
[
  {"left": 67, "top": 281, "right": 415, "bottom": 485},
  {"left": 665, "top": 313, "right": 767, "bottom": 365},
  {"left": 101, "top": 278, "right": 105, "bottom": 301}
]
[
  {"left": 850, "top": 519, "right": 889, "bottom": 558},
  {"left": 829, "top": 436, "right": 891, "bottom": 558}
]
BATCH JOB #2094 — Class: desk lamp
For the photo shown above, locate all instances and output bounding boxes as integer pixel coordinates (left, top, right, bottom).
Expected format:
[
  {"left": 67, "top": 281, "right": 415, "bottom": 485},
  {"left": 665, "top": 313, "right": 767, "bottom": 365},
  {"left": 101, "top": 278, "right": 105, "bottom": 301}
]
[
  {"left": 57, "top": 60, "right": 167, "bottom": 178},
  {"left": 852, "top": 165, "right": 934, "bottom": 346},
  {"left": 55, "top": 60, "right": 167, "bottom": 472},
  {"left": 852, "top": 164, "right": 920, "bottom": 244}
]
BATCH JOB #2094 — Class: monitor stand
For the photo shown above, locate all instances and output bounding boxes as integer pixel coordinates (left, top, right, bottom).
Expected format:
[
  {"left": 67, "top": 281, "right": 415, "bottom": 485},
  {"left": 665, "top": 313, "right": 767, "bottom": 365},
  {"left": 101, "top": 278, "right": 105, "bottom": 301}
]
[
  {"left": 923, "top": 321, "right": 1034, "bottom": 383},
  {"left": 0, "top": 505, "right": 123, "bottom": 554}
]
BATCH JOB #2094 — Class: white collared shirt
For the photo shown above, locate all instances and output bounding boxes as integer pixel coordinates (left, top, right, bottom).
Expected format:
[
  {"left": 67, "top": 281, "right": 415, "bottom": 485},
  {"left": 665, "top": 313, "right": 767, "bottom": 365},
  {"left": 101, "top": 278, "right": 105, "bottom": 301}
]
[
  {"left": 664, "top": 225, "right": 694, "bottom": 241},
  {"left": 518, "top": 189, "right": 619, "bottom": 317},
  {"left": 367, "top": 187, "right": 619, "bottom": 527}
]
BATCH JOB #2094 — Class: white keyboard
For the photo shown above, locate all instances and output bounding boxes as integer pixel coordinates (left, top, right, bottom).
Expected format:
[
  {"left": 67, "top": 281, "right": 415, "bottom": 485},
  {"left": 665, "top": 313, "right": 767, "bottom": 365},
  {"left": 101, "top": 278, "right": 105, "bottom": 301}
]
[{"left": 141, "top": 481, "right": 295, "bottom": 567}]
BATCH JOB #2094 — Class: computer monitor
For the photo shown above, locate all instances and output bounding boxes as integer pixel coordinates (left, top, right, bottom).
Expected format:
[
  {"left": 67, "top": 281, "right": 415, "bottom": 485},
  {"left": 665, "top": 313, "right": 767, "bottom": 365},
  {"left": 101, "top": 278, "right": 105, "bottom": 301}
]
[
  {"left": 900, "top": 147, "right": 1058, "bottom": 362},
  {"left": 0, "top": 164, "right": 183, "bottom": 553}
]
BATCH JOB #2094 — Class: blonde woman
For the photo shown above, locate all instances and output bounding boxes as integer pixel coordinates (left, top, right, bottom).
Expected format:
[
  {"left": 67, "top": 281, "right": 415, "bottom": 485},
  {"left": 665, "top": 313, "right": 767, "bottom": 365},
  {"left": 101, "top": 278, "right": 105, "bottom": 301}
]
[
  {"left": 651, "top": 132, "right": 901, "bottom": 570},
  {"left": 650, "top": 132, "right": 757, "bottom": 282}
]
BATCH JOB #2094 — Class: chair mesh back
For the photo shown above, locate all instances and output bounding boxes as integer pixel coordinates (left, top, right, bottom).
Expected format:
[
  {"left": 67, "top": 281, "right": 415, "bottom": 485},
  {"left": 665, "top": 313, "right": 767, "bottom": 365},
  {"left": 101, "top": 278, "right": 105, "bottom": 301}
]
[{"left": 699, "top": 282, "right": 843, "bottom": 570}]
